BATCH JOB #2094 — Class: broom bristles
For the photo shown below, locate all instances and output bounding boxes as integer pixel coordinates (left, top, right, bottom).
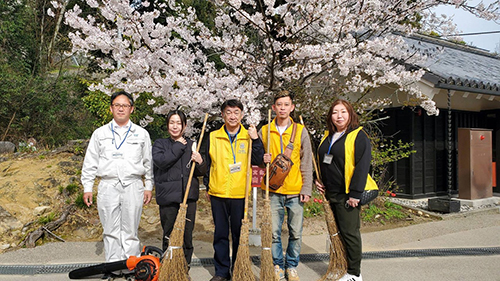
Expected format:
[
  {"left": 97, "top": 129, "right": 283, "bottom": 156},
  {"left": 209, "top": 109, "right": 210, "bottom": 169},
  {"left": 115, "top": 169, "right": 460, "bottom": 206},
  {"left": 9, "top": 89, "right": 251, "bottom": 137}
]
[
  {"left": 317, "top": 199, "right": 348, "bottom": 281},
  {"left": 232, "top": 220, "right": 255, "bottom": 281},
  {"left": 158, "top": 204, "right": 189, "bottom": 281},
  {"left": 260, "top": 199, "right": 275, "bottom": 281}
]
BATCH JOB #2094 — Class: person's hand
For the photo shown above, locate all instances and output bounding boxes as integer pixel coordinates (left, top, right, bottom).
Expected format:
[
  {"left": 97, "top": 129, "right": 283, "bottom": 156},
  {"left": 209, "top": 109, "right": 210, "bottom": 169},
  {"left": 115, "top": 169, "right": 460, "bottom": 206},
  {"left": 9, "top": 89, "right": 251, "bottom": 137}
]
[
  {"left": 176, "top": 137, "right": 187, "bottom": 145},
  {"left": 300, "top": 194, "right": 310, "bottom": 203},
  {"left": 345, "top": 197, "right": 360, "bottom": 208},
  {"left": 143, "top": 190, "right": 152, "bottom": 204},
  {"left": 248, "top": 125, "right": 258, "bottom": 140},
  {"left": 83, "top": 192, "right": 93, "bottom": 207},
  {"left": 191, "top": 151, "right": 203, "bottom": 164},
  {"left": 315, "top": 179, "right": 325, "bottom": 194},
  {"left": 263, "top": 153, "right": 272, "bottom": 164},
  {"left": 205, "top": 191, "right": 210, "bottom": 202}
]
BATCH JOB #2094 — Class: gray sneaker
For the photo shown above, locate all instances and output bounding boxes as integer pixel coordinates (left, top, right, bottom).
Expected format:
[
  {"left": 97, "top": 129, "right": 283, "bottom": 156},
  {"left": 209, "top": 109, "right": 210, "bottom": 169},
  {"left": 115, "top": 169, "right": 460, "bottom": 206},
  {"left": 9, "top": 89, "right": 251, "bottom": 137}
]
[
  {"left": 274, "top": 265, "right": 286, "bottom": 281},
  {"left": 286, "top": 267, "right": 300, "bottom": 281}
]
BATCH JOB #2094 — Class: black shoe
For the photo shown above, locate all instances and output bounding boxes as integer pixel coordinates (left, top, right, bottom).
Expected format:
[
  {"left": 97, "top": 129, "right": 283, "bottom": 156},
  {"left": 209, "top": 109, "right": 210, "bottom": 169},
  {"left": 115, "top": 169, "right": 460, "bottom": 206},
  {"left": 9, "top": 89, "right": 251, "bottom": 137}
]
[{"left": 209, "top": 276, "right": 229, "bottom": 281}]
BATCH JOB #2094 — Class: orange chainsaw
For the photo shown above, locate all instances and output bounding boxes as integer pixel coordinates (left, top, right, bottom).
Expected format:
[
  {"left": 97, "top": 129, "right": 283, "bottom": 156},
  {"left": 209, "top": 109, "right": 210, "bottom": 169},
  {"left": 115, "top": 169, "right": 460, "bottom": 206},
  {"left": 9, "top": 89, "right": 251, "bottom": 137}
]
[{"left": 69, "top": 246, "right": 162, "bottom": 281}]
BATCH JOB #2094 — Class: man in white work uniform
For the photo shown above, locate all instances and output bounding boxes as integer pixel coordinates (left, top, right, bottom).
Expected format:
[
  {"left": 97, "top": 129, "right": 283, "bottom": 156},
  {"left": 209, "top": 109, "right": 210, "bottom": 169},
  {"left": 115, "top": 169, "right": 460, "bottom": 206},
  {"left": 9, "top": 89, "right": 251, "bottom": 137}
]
[{"left": 81, "top": 91, "right": 153, "bottom": 270}]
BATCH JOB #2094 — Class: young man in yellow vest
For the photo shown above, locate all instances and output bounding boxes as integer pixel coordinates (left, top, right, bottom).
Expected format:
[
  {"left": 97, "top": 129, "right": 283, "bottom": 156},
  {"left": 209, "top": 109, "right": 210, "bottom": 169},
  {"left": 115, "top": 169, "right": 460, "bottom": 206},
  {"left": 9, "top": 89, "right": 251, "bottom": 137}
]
[
  {"left": 260, "top": 91, "right": 313, "bottom": 281},
  {"left": 204, "top": 99, "right": 264, "bottom": 281}
]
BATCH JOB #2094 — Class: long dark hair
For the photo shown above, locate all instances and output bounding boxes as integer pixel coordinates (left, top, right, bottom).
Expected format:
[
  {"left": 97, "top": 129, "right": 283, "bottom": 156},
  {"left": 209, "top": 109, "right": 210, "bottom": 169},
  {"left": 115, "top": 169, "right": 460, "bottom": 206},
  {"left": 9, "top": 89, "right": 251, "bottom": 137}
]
[
  {"left": 326, "top": 99, "right": 359, "bottom": 133},
  {"left": 166, "top": 110, "right": 187, "bottom": 131}
]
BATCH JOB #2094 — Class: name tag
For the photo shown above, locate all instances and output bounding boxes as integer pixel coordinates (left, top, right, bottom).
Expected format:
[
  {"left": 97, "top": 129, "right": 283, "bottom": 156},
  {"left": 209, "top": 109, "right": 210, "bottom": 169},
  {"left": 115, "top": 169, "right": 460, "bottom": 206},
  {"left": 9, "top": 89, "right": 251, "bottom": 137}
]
[
  {"left": 112, "top": 152, "right": 124, "bottom": 159},
  {"left": 229, "top": 162, "right": 242, "bottom": 174},
  {"left": 323, "top": 154, "right": 333, "bottom": 164}
]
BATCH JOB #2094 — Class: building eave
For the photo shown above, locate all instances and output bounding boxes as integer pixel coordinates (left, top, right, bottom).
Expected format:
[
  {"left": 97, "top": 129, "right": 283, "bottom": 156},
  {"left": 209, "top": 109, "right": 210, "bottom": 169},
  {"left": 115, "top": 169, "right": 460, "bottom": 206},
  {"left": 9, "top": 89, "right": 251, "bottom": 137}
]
[{"left": 422, "top": 72, "right": 500, "bottom": 96}]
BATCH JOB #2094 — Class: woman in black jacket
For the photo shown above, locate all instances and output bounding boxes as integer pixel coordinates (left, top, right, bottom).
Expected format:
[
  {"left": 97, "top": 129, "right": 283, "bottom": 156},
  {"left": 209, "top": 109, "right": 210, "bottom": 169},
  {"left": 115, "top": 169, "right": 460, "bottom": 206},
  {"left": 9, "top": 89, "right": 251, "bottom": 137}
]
[
  {"left": 315, "top": 99, "right": 371, "bottom": 281},
  {"left": 152, "top": 110, "right": 206, "bottom": 268}
]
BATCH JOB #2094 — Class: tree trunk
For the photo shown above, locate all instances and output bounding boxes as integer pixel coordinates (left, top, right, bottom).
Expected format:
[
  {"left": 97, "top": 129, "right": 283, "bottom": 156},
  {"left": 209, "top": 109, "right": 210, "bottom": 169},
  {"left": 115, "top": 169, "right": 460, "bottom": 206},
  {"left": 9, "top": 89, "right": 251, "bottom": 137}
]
[
  {"left": 38, "top": 0, "right": 47, "bottom": 71},
  {"left": 1, "top": 112, "right": 16, "bottom": 141},
  {"left": 47, "top": 0, "right": 70, "bottom": 65}
]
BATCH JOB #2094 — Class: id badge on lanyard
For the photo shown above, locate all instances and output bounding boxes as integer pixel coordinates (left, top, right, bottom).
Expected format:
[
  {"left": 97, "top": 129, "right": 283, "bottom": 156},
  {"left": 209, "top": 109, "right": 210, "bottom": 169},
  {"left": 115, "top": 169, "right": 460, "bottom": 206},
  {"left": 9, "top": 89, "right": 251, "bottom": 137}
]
[
  {"left": 229, "top": 162, "right": 242, "bottom": 174},
  {"left": 112, "top": 152, "right": 124, "bottom": 159},
  {"left": 111, "top": 123, "right": 131, "bottom": 155},
  {"left": 226, "top": 128, "right": 242, "bottom": 174},
  {"left": 323, "top": 154, "right": 333, "bottom": 164},
  {"left": 324, "top": 132, "right": 344, "bottom": 164}
]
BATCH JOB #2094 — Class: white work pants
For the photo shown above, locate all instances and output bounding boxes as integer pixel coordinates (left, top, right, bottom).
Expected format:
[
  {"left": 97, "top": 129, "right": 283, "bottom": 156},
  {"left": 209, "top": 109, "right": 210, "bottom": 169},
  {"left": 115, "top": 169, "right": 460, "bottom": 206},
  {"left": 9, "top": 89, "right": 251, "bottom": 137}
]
[{"left": 97, "top": 179, "right": 144, "bottom": 262}]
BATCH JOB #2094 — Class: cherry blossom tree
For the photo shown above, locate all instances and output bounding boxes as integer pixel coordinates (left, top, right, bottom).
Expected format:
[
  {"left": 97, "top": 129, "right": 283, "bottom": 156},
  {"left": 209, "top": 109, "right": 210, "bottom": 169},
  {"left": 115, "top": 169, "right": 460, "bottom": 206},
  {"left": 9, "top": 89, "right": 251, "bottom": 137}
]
[
  {"left": 63, "top": 0, "right": 264, "bottom": 130},
  {"left": 63, "top": 0, "right": 500, "bottom": 131}
]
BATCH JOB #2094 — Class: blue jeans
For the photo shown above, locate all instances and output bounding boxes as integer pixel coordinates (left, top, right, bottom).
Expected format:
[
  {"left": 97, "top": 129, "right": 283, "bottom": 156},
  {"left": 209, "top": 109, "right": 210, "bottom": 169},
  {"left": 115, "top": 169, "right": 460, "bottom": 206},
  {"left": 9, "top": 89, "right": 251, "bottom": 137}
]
[{"left": 270, "top": 193, "right": 304, "bottom": 269}]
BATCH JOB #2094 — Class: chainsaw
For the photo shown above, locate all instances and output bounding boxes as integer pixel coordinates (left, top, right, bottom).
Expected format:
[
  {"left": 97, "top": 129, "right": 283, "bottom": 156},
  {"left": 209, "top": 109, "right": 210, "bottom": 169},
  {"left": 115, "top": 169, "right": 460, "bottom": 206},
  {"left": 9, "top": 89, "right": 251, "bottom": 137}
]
[{"left": 69, "top": 246, "right": 163, "bottom": 281}]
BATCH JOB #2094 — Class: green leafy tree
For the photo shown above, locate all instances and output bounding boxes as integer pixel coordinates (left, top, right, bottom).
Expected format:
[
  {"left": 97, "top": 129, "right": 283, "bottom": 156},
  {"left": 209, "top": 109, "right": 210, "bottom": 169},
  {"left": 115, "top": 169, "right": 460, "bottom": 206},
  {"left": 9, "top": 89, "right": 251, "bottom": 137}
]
[
  {"left": 0, "top": 0, "right": 97, "bottom": 147},
  {"left": 82, "top": 84, "right": 169, "bottom": 141}
]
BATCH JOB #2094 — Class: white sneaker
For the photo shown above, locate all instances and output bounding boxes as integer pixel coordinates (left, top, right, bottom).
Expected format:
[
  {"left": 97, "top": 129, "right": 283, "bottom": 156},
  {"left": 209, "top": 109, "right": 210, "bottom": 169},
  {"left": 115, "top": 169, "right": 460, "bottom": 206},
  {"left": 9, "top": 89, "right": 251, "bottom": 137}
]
[{"left": 339, "top": 273, "right": 363, "bottom": 281}]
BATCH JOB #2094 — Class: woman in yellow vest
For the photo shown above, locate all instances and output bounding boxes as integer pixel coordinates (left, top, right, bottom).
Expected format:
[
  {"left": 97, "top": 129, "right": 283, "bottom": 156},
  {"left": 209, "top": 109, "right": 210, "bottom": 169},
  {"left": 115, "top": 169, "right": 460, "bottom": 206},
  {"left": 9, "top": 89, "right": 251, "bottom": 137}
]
[{"left": 315, "top": 99, "right": 371, "bottom": 281}]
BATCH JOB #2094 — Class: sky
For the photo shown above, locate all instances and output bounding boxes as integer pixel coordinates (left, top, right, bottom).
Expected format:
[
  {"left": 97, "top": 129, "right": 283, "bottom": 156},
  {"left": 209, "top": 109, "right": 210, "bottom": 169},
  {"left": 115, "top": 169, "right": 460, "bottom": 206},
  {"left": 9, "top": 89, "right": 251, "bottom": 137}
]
[{"left": 432, "top": 2, "right": 500, "bottom": 53}]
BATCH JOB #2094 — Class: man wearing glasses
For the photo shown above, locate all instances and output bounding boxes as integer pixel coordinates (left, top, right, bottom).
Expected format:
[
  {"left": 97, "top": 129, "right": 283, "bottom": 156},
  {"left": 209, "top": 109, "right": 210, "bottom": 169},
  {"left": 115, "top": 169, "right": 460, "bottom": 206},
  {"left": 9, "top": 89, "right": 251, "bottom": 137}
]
[
  {"left": 203, "top": 99, "right": 264, "bottom": 281},
  {"left": 81, "top": 91, "right": 153, "bottom": 272}
]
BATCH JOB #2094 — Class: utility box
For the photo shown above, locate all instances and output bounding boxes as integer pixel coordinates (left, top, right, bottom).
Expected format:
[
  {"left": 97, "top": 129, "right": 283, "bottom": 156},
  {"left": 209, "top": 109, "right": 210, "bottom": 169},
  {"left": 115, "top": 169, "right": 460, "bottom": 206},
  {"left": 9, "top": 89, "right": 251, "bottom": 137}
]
[{"left": 458, "top": 128, "right": 493, "bottom": 199}]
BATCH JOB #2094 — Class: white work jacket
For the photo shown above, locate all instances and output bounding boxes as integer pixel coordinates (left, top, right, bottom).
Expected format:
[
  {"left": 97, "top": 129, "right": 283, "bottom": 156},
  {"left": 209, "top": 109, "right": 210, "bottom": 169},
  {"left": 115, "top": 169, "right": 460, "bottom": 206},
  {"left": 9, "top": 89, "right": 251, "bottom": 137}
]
[{"left": 81, "top": 120, "right": 153, "bottom": 193}]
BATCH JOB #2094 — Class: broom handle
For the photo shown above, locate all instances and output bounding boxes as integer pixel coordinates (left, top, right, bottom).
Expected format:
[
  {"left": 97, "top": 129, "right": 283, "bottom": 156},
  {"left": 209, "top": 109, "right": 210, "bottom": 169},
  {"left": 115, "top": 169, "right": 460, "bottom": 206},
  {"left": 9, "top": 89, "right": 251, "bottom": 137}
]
[
  {"left": 299, "top": 116, "right": 327, "bottom": 200},
  {"left": 243, "top": 138, "right": 253, "bottom": 220},
  {"left": 182, "top": 113, "right": 209, "bottom": 205},
  {"left": 265, "top": 109, "right": 271, "bottom": 200}
]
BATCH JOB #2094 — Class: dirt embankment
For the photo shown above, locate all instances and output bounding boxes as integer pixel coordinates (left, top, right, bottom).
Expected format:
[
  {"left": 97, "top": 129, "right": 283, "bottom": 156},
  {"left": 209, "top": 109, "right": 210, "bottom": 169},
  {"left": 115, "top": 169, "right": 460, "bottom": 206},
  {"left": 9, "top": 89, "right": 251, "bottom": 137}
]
[{"left": 0, "top": 150, "right": 436, "bottom": 253}]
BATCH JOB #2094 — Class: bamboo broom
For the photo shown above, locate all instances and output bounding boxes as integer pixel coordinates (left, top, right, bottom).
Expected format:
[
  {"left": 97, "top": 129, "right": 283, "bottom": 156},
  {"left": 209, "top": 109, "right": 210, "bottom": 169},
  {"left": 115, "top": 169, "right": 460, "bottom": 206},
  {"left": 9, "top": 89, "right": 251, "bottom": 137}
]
[
  {"left": 232, "top": 136, "right": 256, "bottom": 281},
  {"left": 299, "top": 116, "right": 347, "bottom": 281},
  {"left": 260, "top": 109, "right": 275, "bottom": 281},
  {"left": 158, "top": 113, "right": 209, "bottom": 281}
]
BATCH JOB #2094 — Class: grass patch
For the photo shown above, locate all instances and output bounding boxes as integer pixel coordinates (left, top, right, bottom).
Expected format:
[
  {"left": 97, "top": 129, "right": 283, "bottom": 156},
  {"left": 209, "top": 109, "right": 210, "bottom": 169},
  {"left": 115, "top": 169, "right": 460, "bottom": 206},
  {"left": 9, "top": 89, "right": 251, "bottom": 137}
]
[
  {"left": 74, "top": 193, "right": 91, "bottom": 208},
  {"left": 65, "top": 183, "right": 79, "bottom": 195},
  {"left": 59, "top": 183, "right": 80, "bottom": 195},
  {"left": 361, "top": 199, "right": 406, "bottom": 224},
  {"left": 38, "top": 212, "right": 56, "bottom": 224}
]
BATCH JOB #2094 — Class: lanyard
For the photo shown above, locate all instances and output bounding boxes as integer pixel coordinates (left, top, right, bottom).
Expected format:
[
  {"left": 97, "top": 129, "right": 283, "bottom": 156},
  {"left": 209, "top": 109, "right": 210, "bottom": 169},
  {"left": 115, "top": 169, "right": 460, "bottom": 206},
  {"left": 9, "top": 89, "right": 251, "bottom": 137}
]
[
  {"left": 327, "top": 131, "right": 345, "bottom": 154},
  {"left": 111, "top": 123, "right": 131, "bottom": 150},
  {"left": 225, "top": 126, "right": 239, "bottom": 164}
]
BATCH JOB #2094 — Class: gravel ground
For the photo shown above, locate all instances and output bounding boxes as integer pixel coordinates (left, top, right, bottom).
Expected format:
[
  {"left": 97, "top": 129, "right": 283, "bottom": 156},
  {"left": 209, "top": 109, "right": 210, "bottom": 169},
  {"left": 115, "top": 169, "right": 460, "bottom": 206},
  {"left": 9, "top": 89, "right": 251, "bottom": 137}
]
[{"left": 389, "top": 197, "right": 500, "bottom": 213}]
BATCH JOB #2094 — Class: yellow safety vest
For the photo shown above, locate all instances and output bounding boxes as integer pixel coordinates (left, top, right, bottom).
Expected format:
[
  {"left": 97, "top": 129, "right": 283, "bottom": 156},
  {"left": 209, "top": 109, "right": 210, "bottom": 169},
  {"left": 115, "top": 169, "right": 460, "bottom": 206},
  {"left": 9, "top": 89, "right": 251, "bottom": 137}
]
[
  {"left": 260, "top": 118, "right": 304, "bottom": 194},
  {"left": 319, "top": 127, "right": 378, "bottom": 194},
  {"left": 208, "top": 125, "right": 252, "bottom": 199}
]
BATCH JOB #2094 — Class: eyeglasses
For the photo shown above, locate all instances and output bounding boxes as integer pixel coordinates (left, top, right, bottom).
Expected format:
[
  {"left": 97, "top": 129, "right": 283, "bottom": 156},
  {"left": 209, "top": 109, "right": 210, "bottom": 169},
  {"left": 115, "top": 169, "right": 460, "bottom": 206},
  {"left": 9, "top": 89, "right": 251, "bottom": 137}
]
[{"left": 112, "top": 103, "right": 132, "bottom": 109}]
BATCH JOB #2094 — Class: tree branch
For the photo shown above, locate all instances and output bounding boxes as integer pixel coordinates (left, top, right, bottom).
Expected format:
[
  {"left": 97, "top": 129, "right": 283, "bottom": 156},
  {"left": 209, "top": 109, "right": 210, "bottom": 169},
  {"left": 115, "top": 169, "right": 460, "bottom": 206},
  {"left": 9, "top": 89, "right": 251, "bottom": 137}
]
[{"left": 20, "top": 204, "right": 75, "bottom": 248}]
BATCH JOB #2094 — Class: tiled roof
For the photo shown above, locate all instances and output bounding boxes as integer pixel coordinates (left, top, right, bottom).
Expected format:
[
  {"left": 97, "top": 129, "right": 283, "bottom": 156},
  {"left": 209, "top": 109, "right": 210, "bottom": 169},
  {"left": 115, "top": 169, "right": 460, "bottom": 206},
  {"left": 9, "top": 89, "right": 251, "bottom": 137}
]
[{"left": 404, "top": 34, "right": 500, "bottom": 95}]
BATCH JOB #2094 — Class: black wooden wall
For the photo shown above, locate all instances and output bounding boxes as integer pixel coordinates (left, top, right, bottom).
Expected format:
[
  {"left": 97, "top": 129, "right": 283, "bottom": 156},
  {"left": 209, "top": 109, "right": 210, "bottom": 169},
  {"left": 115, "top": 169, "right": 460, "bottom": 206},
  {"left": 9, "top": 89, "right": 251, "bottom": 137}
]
[{"left": 378, "top": 107, "right": 494, "bottom": 198}]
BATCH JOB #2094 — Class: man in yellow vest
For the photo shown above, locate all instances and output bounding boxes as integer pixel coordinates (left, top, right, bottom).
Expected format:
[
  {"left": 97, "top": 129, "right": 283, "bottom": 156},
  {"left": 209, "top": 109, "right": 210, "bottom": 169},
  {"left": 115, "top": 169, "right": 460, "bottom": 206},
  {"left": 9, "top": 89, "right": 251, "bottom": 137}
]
[
  {"left": 204, "top": 99, "right": 264, "bottom": 281},
  {"left": 260, "top": 91, "right": 313, "bottom": 281}
]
